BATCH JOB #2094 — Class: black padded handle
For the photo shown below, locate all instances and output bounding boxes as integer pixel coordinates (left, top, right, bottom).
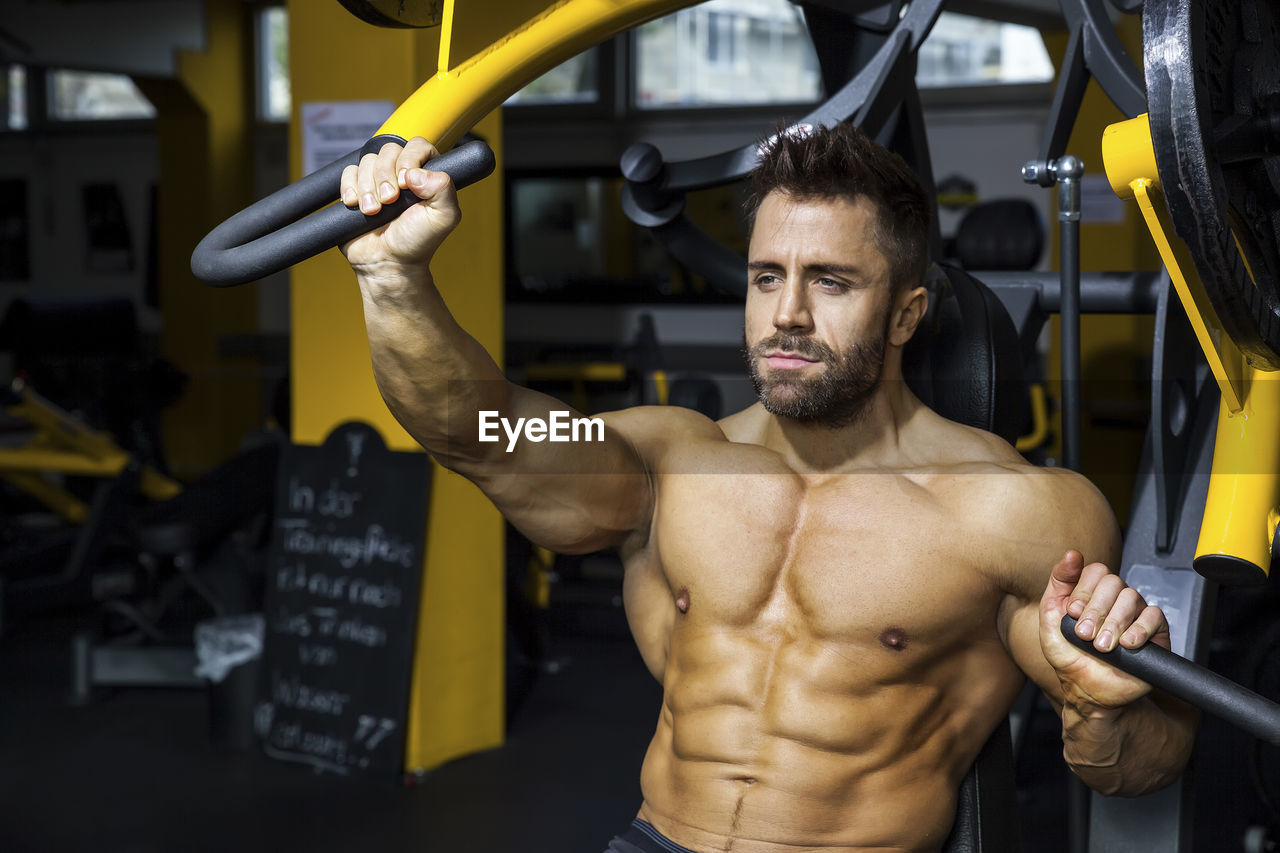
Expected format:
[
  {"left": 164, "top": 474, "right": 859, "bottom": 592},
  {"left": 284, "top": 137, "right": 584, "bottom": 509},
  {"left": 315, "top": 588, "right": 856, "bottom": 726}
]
[
  {"left": 190, "top": 135, "right": 495, "bottom": 287},
  {"left": 1060, "top": 614, "right": 1280, "bottom": 746}
]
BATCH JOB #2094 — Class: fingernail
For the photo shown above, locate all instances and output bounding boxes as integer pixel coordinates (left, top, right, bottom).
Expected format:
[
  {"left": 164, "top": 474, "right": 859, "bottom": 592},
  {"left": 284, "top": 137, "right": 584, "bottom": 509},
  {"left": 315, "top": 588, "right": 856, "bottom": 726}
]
[
  {"left": 1121, "top": 630, "right": 1138, "bottom": 647},
  {"left": 1068, "top": 600, "right": 1084, "bottom": 617},
  {"left": 1096, "top": 629, "right": 1114, "bottom": 651},
  {"left": 1077, "top": 617, "right": 1095, "bottom": 638},
  {"left": 397, "top": 168, "right": 407, "bottom": 188},
  {"left": 360, "top": 193, "right": 377, "bottom": 213},
  {"left": 379, "top": 181, "right": 396, "bottom": 202},
  {"left": 341, "top": 186, "right": 356, "bottom": 206}
]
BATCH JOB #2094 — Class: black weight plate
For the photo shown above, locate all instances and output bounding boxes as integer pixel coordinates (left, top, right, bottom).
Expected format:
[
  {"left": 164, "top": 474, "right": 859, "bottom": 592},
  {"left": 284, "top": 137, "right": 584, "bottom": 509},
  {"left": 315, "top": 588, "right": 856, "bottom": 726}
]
[
  {"left": 1145, "top": 0, "right": 1280, "bottom": 369},
  {"left": 337, "top": 0, "right": 442, "bottom": 28}
]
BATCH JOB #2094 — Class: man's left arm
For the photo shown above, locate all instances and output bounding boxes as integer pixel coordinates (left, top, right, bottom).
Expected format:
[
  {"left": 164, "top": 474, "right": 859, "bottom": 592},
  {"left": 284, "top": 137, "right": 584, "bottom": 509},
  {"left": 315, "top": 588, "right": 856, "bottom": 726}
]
[{"left": 999, "top": 471, "right": 1199, "bottom": 797}]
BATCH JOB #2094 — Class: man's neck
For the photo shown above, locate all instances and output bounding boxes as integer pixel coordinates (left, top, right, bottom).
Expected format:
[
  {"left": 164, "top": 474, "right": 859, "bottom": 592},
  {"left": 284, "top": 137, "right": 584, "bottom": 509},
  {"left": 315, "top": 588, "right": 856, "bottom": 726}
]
[{"left": 755, "top": 376, "right": 924, "bottom": 474}]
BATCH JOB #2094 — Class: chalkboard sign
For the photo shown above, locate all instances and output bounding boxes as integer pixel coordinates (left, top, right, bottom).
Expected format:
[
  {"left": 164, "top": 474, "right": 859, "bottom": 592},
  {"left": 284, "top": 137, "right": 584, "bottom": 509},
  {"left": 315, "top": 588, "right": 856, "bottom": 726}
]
[{"left": 255, "top": 422, "right": 431, "bottom": 778}]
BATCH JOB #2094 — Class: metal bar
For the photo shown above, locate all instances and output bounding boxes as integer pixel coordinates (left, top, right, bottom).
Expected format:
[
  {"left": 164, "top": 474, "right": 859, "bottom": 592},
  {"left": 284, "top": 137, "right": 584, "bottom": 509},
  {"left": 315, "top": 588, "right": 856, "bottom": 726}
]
[
  {"left": 979, "top": 271, "right": 1163, "bottom": 315},
  {"left": 1058, "top": 156, "right": 1084, "bottom": 473},
  {"left": 1069, "top": 0, "right": 1147, "bottom": 118},
  {"left": 1063, "top": 614, "right": 1280, "bottom": 746},
  {"left": 1035, "top": 24, "right": 1090, "bottom": 178}
]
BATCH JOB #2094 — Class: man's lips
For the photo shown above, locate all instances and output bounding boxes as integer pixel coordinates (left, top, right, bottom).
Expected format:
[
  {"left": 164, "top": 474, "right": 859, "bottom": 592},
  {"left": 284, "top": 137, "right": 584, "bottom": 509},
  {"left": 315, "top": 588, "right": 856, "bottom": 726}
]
[{"left": 764, "top": 351, "right": 820, "bottom": 369}]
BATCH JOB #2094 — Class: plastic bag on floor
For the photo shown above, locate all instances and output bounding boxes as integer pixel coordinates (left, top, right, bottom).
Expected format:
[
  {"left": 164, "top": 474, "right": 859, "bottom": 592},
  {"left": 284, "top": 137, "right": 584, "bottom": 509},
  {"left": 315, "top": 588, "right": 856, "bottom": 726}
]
[{"left": 193, "top": 613, "right": 264, "bottom": 683}]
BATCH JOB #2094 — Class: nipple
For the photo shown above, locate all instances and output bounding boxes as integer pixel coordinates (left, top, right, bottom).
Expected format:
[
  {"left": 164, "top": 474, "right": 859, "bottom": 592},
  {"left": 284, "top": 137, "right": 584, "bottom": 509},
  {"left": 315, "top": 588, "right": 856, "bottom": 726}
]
[
  {"left": 675, "top": 587, "right": 691, "bottom": 614},
  {"left": 879, "top": 627, "right": 909, "bottom": 651}
]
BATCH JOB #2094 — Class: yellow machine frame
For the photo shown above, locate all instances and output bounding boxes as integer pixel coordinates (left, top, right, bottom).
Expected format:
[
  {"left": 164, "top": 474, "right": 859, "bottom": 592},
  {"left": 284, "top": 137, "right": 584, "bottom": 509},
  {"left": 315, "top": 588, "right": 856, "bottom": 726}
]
[
  {"left": 1104, "top": 115, "right": 1280, "bottom": 582},
  {"left": 375, "top": 0, "right": 697, "bottom": 149}
]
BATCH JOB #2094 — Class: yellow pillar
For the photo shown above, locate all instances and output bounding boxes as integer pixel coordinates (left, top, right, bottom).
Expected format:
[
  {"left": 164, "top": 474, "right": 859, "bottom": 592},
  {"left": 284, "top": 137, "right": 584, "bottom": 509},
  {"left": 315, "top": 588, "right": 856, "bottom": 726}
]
[
  {"left": 138, "top": 0, "right": 263, "bottom": 478},
  {"left": 286, "top": 1, "right": 508, "bottom": 771}
]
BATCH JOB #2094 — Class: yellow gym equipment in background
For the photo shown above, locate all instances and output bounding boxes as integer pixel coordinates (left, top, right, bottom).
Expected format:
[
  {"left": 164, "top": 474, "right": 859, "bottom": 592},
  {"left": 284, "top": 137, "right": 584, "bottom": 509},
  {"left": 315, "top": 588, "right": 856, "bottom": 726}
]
[{"left": 1104, "top": 117, "right": 1280, "bottom": 584}]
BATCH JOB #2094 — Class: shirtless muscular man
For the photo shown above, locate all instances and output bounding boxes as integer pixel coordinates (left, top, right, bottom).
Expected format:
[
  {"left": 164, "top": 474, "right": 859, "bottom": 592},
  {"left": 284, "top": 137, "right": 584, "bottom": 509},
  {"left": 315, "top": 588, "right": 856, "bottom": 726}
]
[{"left": 339, "top": 122, "right": 1196, "bottom": 853}]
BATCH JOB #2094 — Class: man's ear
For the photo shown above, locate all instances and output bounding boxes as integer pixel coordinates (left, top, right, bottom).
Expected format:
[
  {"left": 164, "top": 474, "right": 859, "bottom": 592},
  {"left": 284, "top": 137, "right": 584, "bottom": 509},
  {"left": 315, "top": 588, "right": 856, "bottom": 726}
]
[{"left": 888, "top": 284, "right": 929, "bottom": 347}]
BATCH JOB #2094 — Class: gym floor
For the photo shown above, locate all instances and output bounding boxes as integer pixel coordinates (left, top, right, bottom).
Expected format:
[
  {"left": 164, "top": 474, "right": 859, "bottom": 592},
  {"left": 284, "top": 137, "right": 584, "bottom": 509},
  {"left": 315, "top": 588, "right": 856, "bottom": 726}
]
[{"left": 0, "top": 587, "right": 1274, "bottom": 852}]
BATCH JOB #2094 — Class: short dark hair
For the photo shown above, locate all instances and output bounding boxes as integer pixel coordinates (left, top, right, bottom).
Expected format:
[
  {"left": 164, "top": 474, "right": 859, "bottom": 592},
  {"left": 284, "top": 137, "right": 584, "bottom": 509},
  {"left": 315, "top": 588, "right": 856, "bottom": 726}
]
[{"left": 748, "top": 122, "right": 932, "bottom": 293}]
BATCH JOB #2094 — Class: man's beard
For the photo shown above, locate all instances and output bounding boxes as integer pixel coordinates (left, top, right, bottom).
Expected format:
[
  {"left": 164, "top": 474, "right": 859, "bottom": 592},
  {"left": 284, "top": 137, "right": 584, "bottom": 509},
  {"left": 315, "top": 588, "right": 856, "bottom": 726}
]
[{"left": 743, "top": 327, "right": 887, "bottom": 429}]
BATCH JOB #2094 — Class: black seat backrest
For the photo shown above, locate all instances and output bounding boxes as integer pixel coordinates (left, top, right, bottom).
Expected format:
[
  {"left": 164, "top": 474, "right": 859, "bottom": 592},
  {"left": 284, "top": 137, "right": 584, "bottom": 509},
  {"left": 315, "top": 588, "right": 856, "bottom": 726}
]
[
  {"left": 941, "top": 717, "right": 1019, "bottom": 853},
  {"left": 902, "top": 266, "right": 1025, "bottom": 852},
  {"left": 903, "top": 265, "right": 1026, "bottom": 445}
]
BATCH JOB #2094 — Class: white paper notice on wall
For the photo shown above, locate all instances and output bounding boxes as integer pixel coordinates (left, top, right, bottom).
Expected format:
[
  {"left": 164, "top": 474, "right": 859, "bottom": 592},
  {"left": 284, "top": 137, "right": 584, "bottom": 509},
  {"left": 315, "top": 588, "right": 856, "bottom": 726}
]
[
  {"left": 301, "top": 101, "right": 395, "bottom": 177},
  {"left": 1079, "top": 174, "right": 1128, "bottom": 225}
]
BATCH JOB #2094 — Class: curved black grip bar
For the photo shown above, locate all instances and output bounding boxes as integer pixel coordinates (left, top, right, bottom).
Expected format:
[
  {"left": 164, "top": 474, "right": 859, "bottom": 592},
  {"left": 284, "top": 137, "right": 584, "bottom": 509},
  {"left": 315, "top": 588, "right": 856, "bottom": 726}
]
[
  {"left": 191, "top": 135, "right": 496, "bottom": 287},
  {"left": 1060, "top": 614, "right": 1280, "bottom": 747}
]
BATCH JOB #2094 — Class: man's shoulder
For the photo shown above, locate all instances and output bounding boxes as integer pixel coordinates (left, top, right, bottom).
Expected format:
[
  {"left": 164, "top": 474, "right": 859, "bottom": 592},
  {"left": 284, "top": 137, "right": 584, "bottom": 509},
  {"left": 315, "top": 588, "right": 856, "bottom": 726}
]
[
  {"left": 599, "top": 404, "right": 729, "bottom": 449},
  {"left": 917, "top": 416, "right": 1118, "bottom": 549},
  {"left": 928, "top": 431, "right": 1105, "bottom": 516},
  {"left": 964, "top": 460, "right": 1112, "bottom": 523}
]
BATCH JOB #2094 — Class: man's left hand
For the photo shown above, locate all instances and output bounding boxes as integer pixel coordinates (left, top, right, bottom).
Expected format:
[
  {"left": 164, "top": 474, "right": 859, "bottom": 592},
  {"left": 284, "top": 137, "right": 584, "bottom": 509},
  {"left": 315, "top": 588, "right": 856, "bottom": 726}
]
[{"left": 1038, "top": 550, "right": 1171, "bottom": 713}]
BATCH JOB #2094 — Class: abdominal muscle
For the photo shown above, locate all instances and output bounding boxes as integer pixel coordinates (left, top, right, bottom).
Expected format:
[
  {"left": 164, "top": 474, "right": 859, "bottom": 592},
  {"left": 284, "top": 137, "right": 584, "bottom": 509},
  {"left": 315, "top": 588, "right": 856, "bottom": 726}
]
[{"left": 634, "top": 625, "right": 1011, "bottom": 853}]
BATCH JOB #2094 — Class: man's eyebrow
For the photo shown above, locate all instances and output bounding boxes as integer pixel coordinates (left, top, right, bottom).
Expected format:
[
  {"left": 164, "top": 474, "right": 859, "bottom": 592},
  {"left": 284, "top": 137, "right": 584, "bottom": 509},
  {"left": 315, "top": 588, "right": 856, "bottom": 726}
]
[
  {"left": 807, "top": 263, "right": 863, "bottom": 277},
  {"left": 747, "top": 260, "right": 865, "bottom": 278}
]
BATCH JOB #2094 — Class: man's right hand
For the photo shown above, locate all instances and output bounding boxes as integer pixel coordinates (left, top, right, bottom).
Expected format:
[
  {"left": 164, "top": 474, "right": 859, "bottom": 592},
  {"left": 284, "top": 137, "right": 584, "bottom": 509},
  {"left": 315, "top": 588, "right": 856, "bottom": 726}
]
[{"left": 339, "top": 136, "right": 461, "bottom": 276}]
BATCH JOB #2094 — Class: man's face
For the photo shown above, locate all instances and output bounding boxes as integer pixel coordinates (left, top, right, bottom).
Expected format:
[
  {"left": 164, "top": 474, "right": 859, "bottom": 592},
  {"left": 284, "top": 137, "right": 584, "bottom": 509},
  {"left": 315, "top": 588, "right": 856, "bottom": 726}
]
[{"left": 743, "top": 191, "right": 896, "bottom": 428}]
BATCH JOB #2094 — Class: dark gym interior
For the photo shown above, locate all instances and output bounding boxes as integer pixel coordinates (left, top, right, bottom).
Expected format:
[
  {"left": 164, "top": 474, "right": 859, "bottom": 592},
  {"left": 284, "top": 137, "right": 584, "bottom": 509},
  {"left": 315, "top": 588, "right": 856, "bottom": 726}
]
[{"left": 2, "top": 1, "right": 1280, "bottom": 852}]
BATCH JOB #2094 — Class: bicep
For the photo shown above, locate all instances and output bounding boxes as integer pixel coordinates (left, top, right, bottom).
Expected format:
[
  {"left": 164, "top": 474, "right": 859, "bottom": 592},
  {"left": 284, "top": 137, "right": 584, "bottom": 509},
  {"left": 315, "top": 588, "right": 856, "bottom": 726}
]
[
  {"left": 1000, "top": 595, "right": 1065, "bottom": 711},
  {"left": 996, "top": 469, "right": 1123, "bottom": 707}
]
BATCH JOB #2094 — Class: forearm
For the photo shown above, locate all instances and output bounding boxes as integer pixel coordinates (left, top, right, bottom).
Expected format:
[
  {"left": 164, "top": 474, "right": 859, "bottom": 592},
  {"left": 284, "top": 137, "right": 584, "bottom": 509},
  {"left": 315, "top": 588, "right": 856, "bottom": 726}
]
[
  {"left": 356, "top": 266, "right": 509, "bottom": 466},
  {"left": 1061, "top": 691, "right": 1197, "bottom": 796}
]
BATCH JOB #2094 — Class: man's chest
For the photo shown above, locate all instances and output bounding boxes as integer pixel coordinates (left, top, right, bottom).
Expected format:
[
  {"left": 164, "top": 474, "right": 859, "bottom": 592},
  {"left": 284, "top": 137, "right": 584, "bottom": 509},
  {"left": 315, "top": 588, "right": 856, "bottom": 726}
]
[{"left": 649, "top": 470, "right": 1007, "bottom": 649}]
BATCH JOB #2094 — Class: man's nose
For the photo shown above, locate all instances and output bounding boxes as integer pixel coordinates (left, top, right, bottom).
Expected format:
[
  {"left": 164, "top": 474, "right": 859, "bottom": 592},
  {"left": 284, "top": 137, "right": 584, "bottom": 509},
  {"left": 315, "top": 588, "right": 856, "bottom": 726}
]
[{"left": 773, "top": 281, "right": 812, "bottom": 332}]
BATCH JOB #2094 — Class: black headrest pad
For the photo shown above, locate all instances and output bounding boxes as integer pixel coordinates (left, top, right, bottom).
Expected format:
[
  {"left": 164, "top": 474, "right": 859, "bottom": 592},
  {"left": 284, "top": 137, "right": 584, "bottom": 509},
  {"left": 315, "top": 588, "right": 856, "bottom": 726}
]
[
  {"left": 955, "top": 198, "right": 1044, "bottom": 271},
  {"left": 903, "top": 266, "right": 1026, "bottom": 444}
]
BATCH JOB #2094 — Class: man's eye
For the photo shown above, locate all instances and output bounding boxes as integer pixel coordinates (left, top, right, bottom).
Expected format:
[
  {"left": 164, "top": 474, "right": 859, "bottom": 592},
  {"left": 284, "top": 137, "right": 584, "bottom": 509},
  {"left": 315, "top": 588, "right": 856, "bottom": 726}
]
[
  {"left": 753, "top": 274, "right": 780, "bottom": 288},
  {"left": 817, "top": 277, "right": 846, "bottom": 290}
]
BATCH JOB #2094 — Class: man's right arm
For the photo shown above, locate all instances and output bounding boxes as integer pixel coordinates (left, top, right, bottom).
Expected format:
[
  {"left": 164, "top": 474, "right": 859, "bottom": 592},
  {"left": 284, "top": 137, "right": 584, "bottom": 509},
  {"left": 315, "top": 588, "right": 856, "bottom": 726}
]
[{"left": 341, "top": 138, "right": 653, "bottom": 554}]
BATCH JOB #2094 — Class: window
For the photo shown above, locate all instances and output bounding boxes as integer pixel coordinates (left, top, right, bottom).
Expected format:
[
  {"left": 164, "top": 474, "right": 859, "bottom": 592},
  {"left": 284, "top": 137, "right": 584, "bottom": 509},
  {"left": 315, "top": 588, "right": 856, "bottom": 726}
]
[
  {"left": 3, "top": 66, "right": 26, "bottom": 131},
  {"left": 47, "top": 70, "right": 154, "bottom": 121},
  {"left": 507, "top": 173, "right": 746, "bottom": 303},
  {"left": 634, "top": 0, "right": 822, "bottom": 109},
  {"left": 917, "top": 12, "right": 1054, "bottom": 88},
  {"left": 706, "top": 12, "right": 738, "bottom": 67},
  {"left": 258, "top": 6, "right": 291, "bottom": 122},
  {"left": 506, "top": 49, "right": 599, "bottom": 107}
]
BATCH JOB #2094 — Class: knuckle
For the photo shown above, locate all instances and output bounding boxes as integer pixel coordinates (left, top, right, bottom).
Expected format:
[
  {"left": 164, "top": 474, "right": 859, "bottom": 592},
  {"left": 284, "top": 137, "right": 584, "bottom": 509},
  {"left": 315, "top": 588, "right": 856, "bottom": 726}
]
[
  {"left": 1083, "top": 605, "right": 1109, "bottom": 624},
  {"left": 1097, "top": 574, "right": 1124, "bottom": 596},
  {"left": 1117, "top": 586, "right": 1144, "bottom": 607}
]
